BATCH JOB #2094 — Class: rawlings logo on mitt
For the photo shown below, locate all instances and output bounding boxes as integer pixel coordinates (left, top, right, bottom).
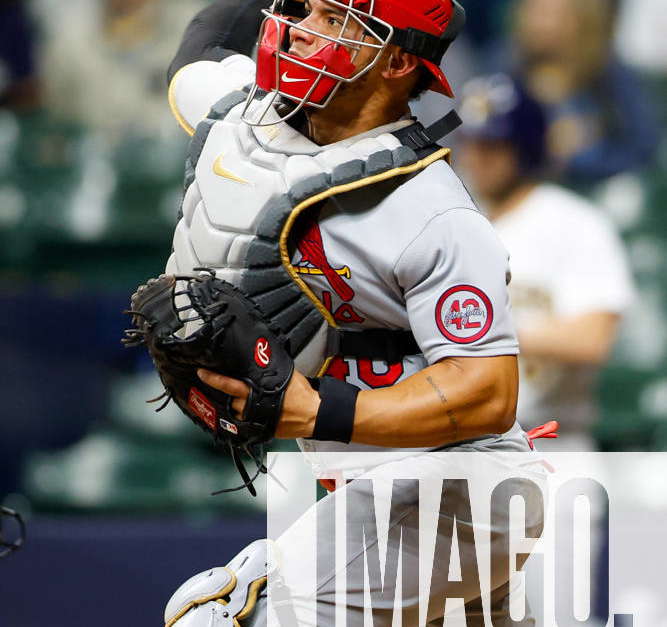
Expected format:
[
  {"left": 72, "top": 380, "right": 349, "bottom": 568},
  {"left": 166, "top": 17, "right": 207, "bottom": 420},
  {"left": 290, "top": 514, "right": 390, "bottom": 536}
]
[{"left": 123, "top": 271, "right": 294, "bottom": 496}]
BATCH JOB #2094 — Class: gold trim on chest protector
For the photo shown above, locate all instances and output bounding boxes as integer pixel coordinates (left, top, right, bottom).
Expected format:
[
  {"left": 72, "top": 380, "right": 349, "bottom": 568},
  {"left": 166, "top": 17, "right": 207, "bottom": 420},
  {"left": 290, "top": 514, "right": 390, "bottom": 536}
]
[{"left": 279, "top": 147, "right": 452, "bottom": 377}]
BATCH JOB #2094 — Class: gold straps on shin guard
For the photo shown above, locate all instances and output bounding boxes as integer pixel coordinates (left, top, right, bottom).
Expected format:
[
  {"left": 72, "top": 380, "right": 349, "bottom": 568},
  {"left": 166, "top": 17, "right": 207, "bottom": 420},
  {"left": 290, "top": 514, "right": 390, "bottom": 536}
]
[
  {"left": 233, "top": 576, "right": 267, "bottom": 626},
  {"left": 165, "top": 568, "right": 238, "bottom": 627}
]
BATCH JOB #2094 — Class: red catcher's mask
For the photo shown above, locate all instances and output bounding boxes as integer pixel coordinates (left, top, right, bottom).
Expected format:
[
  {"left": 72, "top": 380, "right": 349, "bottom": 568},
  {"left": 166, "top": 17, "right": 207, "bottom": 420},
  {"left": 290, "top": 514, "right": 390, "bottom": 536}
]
[
  {"left": 255, "top": 18, "right": 357, "bottom": 107},
  {"left": 242, "top": 0, "right": 465, "bottom": 127}
]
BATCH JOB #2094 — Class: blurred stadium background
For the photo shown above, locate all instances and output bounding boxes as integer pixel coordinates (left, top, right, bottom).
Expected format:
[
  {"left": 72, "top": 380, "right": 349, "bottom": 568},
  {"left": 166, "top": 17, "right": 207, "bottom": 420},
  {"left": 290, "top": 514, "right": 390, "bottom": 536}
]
[{"left": 0, "top": 0, "right": 665, "bottom": 625}]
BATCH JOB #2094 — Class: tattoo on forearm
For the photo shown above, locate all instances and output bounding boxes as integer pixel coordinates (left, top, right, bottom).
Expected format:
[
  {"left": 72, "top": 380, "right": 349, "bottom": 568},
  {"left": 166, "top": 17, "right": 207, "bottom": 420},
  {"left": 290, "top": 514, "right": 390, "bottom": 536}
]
[
  {"left": 426, "top": 376, "right": 447, "bottom": 404},
  {"left": 426, "top": 376, "right": 459, "bottom": 439}
]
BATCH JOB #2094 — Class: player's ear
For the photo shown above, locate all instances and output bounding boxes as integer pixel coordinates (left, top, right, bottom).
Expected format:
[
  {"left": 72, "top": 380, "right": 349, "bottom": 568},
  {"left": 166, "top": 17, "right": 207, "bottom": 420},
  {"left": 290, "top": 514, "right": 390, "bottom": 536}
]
[{"left": 381, "top": 47, "right": 420, "bottom": 81}]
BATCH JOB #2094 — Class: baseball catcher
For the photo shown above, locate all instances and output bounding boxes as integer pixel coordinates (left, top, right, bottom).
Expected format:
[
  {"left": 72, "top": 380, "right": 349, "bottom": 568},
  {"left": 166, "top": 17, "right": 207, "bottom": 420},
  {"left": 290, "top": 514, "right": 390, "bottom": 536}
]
[
  {"left": 123, "top": 0, "right": 561, "bottom": 624},
  {"left": 124, "top": 0, "right": 468, "bottom": 494}
]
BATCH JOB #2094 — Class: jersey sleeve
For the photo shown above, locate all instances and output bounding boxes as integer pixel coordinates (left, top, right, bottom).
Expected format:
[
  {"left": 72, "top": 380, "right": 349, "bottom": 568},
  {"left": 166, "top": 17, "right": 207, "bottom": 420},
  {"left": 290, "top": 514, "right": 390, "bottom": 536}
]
[
  {"left": 552, "top": 214, "right": 636, "bottom": 316},
  {"left": 394, "top": 207, "right": 519, "bottom": 363},
  {"left": 167, "top": 55, "right": 255, "bottom": 136}
]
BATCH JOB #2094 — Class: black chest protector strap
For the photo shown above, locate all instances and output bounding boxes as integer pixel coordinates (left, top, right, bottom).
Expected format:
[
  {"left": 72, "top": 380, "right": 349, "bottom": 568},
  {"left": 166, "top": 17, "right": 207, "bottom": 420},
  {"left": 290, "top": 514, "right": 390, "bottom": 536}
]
[
  {"left": 393, "top": 110, "right": 462, "bottom": 158},
  {"left": 327, "top": 328, "right": 421, "bottom": 363}
]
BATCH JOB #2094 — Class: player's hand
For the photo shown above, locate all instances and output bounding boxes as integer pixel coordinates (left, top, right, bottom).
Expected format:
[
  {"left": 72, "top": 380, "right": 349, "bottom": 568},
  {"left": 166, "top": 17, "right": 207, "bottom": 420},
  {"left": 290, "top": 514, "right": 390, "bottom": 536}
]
[{"left": 197, "top": 368, "right": 320, "bottom": 439}]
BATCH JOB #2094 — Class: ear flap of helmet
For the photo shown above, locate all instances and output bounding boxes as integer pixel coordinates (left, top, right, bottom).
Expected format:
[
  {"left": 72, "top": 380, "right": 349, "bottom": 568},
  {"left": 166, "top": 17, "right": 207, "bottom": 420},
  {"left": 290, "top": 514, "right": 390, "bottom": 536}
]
[{"left": 390, "top": 0, "right": 466, "bottom": 98}]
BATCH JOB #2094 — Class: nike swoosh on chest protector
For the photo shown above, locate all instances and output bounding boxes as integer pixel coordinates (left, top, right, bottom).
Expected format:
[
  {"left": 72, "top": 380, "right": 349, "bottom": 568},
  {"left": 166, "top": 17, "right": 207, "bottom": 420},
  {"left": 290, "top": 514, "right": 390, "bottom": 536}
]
[{"left": 212, "top": 154, "right": 250, "bottom": 185}]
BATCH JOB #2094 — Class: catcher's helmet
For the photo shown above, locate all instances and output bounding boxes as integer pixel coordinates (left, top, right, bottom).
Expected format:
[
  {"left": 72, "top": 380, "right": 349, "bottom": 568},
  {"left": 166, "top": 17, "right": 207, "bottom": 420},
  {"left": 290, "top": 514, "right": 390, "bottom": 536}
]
[
  {"left": 459, "top": 73, "right": 547, "bottom": 172},
  {"left": 243, "top": 0, "right": 466, "bottom": 126}
]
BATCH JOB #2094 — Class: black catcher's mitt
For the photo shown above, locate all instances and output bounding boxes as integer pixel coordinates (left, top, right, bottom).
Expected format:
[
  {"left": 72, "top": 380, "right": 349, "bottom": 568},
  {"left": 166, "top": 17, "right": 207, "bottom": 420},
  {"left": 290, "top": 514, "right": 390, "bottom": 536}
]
[{"left": 123, "top": 271, "right": 294, "bottom": 496}]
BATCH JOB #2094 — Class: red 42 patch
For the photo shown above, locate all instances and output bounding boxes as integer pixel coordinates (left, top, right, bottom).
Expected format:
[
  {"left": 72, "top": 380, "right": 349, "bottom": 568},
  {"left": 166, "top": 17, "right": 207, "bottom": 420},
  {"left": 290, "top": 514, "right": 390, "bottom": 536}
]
[{"left": 435, "top": 285, "right": 493, "bottom": 344}]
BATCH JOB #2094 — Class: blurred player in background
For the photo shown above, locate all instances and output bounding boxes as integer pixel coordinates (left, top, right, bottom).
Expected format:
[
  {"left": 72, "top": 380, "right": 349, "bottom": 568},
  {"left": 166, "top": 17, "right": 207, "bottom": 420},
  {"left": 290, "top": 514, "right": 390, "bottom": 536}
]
[
  {"left": 505, "top": 0, "right": 658, "bottom": 183},
  {"left": 457, "top": 73, "right": 636, "bottom": 453},
  {"left": 33, "top": 0, "right": 206, "bottom": 136},
  {"left": 457, "top": 74, "right": 635, "bottom": 625}
]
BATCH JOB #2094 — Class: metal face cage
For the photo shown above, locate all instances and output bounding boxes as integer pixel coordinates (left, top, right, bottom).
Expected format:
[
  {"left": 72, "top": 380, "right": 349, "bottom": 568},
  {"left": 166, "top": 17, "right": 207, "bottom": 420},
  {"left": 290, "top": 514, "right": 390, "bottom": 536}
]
[{"left": 242, "top": 0, "right": 394, "bottom": 127}]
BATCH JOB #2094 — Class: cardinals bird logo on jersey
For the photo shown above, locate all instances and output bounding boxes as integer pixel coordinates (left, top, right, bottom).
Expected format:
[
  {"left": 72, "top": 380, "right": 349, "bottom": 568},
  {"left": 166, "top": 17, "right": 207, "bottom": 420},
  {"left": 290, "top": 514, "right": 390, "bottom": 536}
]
[{"left": 294, "top": 219, "right": 355, "bottom": 302}]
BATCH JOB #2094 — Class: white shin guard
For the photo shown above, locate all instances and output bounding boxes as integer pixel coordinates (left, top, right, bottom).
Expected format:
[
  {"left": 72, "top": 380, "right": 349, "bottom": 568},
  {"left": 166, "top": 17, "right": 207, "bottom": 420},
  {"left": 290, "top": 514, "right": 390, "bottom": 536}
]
[{"left": 164, "top": 539, "right": 270, "bottom": 627}]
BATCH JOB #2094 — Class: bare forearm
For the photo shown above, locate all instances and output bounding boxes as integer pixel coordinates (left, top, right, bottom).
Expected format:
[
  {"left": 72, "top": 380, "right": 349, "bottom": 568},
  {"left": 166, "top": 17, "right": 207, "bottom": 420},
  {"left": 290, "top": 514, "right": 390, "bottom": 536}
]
[
  {"left": 518, "top": 312, "right": 620, "bottom": 365},
  {"left": 351, "top": 356, "right": 518, "bottom": 448},
  {"left": 201, "top": 356, "right": 518, "bottom": 447}
]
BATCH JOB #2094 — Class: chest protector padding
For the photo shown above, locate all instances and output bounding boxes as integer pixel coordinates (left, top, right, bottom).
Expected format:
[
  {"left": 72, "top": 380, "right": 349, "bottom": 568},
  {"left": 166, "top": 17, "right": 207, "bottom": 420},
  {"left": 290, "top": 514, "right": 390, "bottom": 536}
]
[{"left": 166, "top": 92, "right": 450, "bottom": 377}]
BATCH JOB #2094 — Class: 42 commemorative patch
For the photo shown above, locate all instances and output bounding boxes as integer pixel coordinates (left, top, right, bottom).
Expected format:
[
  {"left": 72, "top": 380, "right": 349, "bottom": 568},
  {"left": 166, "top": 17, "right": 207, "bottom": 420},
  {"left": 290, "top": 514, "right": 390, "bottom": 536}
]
[{"left": 435, "top": 284, "right": 493, "bottom": 344}]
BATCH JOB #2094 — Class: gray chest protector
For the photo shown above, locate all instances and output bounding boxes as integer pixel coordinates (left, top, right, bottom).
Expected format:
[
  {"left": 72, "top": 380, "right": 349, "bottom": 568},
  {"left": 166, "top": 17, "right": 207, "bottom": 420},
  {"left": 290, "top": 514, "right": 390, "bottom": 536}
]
[{"left": 166, "top": 92, "right": 460, "bottom": 377}]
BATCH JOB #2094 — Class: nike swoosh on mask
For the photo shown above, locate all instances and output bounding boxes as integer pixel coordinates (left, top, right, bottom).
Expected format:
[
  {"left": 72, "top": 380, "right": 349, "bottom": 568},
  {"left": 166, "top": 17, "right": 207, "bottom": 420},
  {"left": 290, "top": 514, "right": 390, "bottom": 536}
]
[{"left": 281, "top": 72, "right": 310, "bottom": 83}]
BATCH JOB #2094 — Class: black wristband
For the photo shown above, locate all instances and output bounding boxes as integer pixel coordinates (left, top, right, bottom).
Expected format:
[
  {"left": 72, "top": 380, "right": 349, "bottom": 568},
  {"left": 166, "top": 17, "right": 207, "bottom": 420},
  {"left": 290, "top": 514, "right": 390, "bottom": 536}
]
[{"left": 309, "top": 377, "right": 359, "bottom": 443}]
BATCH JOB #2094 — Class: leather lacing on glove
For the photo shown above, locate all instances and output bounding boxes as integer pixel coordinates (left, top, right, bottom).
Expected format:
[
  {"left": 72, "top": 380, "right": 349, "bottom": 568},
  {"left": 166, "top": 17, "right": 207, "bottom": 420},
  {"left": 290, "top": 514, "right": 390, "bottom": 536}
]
[{"left": 123, "top": 270, "right": 292, "bottom": 497}]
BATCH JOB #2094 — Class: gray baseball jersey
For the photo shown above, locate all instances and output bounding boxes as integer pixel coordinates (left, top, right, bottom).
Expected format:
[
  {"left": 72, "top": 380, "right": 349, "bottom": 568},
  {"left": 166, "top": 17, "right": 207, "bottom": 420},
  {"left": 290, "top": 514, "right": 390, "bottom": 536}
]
[
  {"left": 292, "top": 159, "right": 521, "bottom": 469},
  {"left": 168, "top": 56, "right": 522, "bottom": 474}
]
